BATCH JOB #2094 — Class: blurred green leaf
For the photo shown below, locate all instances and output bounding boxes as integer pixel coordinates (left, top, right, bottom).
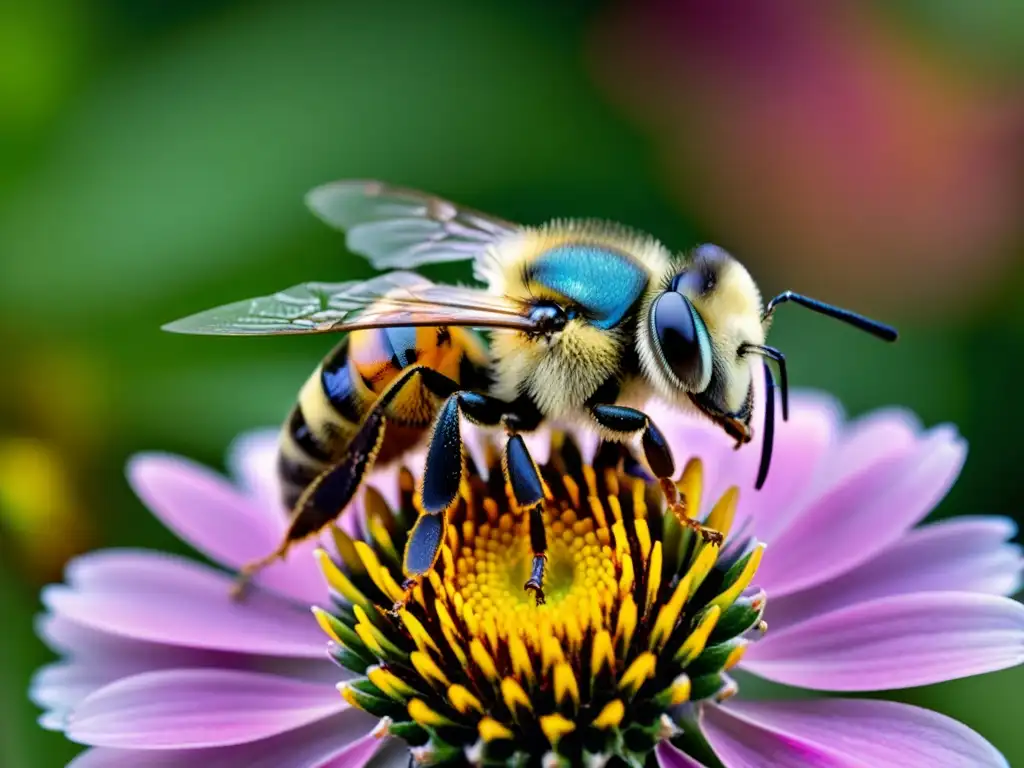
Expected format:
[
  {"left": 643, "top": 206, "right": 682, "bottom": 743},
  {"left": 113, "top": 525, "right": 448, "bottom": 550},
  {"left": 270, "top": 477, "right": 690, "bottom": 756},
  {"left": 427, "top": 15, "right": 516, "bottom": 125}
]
[{"left": 0, "top": 0, "right": 650, "bottom": 325}]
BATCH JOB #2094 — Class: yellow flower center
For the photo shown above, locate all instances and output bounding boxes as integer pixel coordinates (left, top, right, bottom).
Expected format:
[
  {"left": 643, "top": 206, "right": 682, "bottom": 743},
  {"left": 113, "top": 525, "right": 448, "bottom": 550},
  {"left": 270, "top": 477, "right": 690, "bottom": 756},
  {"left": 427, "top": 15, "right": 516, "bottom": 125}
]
[
  {"left": 313, "top": 437, "right": 768, "bottom": 767},
  {"left": 458, "top": 505, "right": 618, "bottom": 640}
]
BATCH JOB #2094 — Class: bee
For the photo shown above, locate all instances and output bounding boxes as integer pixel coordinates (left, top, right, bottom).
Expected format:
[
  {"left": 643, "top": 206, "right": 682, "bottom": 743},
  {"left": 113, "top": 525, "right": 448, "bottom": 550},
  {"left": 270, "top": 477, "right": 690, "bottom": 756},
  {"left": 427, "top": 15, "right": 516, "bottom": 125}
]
[{"left": 164, "top": 180, "right": 897, "bottom": 604}]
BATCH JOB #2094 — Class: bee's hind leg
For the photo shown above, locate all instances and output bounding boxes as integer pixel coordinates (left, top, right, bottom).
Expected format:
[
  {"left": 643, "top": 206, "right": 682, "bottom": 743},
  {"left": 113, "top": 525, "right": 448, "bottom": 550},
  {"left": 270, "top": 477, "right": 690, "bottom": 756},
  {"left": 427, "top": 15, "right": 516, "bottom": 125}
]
[
  {"left": 233, "top": 365, "right": 438, "bottom": 601},
  {"left": 231, "top": 406, "right": 388, "bottom": 600},
  {"left": 589, "top": 403, "right": 724, "bottom": 546}
]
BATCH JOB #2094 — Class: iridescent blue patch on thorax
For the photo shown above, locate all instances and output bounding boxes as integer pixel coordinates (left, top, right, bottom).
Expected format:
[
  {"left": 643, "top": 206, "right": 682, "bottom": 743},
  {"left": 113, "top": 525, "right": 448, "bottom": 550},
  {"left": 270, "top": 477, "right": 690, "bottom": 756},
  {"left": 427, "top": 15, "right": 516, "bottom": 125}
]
[{"left": 526, "top": 245, "right": 647, "bottom": 329}]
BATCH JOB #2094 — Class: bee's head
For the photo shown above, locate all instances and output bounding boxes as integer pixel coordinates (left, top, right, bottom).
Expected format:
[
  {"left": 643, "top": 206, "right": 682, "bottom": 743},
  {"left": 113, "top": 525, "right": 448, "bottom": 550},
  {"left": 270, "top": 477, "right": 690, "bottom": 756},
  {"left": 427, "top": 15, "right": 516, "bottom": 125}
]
[
  {"left": 639, "top": 244, "right": 764, "bottom": 413},
  {"left": 639, "top": 242, "right": 899, "bottom": 490}
]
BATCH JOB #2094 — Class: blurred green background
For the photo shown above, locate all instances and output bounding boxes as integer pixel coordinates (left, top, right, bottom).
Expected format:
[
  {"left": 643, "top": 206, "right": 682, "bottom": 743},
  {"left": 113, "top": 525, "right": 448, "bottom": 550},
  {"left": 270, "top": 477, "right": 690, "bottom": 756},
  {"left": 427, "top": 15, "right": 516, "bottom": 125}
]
[{"left": 1, "top": 0, "right": 1022, "bottom": 764}]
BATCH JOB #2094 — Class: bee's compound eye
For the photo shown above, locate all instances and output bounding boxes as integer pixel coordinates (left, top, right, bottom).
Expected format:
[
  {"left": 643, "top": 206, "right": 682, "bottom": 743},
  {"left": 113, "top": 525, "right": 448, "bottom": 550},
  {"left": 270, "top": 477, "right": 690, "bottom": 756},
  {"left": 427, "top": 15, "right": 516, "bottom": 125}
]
[
  {"left": 527, "top": 301, "right": 567, "bottom": 333},
  {"left": 652, "top": 291, "right": 713, "bottom": 391}
]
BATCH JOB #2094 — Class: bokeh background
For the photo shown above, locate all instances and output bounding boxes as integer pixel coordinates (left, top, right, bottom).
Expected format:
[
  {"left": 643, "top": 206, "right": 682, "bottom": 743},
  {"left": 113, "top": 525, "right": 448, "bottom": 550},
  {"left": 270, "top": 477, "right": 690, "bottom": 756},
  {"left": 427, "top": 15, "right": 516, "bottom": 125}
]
[{"left": 2, "top": 0, "right": 1022, "bottom": 764}]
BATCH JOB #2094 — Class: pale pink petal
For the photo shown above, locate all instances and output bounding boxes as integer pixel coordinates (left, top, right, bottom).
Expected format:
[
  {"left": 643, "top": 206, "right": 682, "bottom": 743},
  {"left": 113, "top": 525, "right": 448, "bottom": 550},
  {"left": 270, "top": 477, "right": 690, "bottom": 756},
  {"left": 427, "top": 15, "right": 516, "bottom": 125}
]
[
  {"left": 43, "top": 551, "right": 326, "bottom": 658},
  {"left": 67, "top": 669, "right": 344, "bottom": 749},
  {"left": 765, "top": 517, "right": 1023, "bottom": 630},
  {"left": 128, "top": 454, "right": 326, "bottom": 604},
  {"left": 743, "top": 591, "right": 1024, "bottom": 691},
  {"left": 67, "top": 711, "right": 379, "bottom": 767},
  {"left": 521, "top": 428, "right": 552, "bottom": 466},
  {"left": 705, "top": 699, "right": 1008, "bottom": 768},
  {"left": 731, "top": 392, "right": 843, "bottom": 542},
  {"left": 656, "top": 741, "right": 709, "bottom": 767},
  {"left": 755, "top": 424, "right": 966, "bottom": 596},
  {"left": 226, "top": 429, "right": 285, "bottom": 519},
  {"left": 462, "top": 421, "right": 497, "bottom": 481}
]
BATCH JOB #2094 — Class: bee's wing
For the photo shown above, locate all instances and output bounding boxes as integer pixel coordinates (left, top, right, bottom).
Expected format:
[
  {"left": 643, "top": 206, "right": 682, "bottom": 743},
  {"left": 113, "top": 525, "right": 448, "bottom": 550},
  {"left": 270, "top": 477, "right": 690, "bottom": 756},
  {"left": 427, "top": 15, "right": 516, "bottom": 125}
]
[
  {"left": 162, "top": 271, "right": 536, "bottom": 336},
  {"left": 305, "top": 180, "right": 518, "bottom": 277}
]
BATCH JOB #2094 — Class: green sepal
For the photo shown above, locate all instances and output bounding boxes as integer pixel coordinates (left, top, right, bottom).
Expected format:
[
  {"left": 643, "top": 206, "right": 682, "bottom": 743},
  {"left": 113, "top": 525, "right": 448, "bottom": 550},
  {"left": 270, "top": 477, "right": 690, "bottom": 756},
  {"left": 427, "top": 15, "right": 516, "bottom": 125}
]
[
  {"left": 388, "top": 720, "right": 429, "bottom": 745},
  {"left": 344, "top": 684, "right": 403, "bottom": 719},
  {"left": 708, "top": 588, "right": 765, "bottom": 644},
  {"left": 719, "top": 543, "right": 759, "bottom": 591},
  {"left": 687, "top": 639, "right": 742, "bottom": 678},
  {"left": 328, "top": 643, "right": 375, "bottom": 674},
  {"left": 689, "top": 672, "right": 727, "bottom": 702}
]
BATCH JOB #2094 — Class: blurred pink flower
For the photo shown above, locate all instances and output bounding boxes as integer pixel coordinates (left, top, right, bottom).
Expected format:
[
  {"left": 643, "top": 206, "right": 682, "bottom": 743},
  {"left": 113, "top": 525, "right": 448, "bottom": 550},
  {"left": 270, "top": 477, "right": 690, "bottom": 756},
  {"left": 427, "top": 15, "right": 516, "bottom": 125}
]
[
  {"left": 589, "top": 0, "right": 1024, "bottom": 315},
  {"left": 32, "top": 394, "right": 1024, "bottom": 766}
]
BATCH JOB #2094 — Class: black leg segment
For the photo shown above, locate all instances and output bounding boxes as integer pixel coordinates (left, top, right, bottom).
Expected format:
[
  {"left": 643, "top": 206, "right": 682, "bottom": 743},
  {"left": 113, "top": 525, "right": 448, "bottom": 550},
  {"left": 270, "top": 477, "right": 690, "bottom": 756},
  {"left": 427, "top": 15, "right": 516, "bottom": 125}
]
[
  {"left": 589, "top": 403, "right": 723, "bottom": 546},
  {"left": 503, "top": 434, "right": 549, "bottom": 605},
  {"left": 421, "top": 395, "right": 465, "bottom": 515},
  {"left": 232, "top": 364, "right": 440, "bottom": 600},
  {"left": 504, "top": 433, "right": 546, "bottom": 509},
  {"left": 403, "top": 509, "right": 446, "bottom": 578},
  {"left": 524, "top": 504, "right": 548, "bottom": 605},
  {"left": 590, "top": 404, "right": 676, "bottom": 479},
  {"left": 403, "top": 380, "right": 524, "bottom": 594},
  {"left": 418, "top": 386, "right": 517, "bottom": 515}
]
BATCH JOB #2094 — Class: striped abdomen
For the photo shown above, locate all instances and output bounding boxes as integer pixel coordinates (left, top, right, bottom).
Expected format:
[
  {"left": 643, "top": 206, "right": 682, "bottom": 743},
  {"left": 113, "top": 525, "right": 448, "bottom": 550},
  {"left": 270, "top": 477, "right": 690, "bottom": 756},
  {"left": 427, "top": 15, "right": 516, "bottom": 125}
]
[{"left": 277, "top": 325, "right": 489, "bottom": 510}]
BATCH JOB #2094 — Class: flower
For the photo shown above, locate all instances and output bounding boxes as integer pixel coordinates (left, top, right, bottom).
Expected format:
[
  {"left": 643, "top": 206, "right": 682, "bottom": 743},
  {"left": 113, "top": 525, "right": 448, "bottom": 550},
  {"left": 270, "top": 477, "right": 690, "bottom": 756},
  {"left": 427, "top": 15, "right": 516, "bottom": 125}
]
[{"left": 32, "top": 393, "right": 1024, "bottom": 766}]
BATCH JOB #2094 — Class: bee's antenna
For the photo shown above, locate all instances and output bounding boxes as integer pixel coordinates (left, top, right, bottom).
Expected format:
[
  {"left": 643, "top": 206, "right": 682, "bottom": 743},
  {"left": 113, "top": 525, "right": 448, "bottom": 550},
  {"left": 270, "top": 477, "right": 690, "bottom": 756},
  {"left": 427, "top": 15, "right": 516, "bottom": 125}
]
[
  {"left": 740, "top": 343, "right": 789, "bottom": 421},
  {"left": 764, "top": 291, "right": 898, "bottom": 342},
  {"left": 755, "top": 360, "right": 777, "bottom": 490}
]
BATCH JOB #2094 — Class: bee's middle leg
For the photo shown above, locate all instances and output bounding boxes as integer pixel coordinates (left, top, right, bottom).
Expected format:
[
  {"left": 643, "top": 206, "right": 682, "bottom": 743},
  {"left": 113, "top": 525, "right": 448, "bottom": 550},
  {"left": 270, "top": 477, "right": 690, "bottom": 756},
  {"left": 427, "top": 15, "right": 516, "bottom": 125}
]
[
  {"left": 414, "top": 374, "right": 548, "bottom": 604},
  {"left": 589, "top": 404, "right": 724, "bottom": 545}
]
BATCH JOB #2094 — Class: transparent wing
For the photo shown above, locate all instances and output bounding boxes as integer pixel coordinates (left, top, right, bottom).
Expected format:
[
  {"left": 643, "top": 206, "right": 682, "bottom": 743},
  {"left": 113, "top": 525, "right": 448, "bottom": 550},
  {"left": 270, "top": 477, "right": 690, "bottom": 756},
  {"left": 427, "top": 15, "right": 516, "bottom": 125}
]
[
  {"left": 162, "top": 272, "right": 536, "bottom": 336},
  {"left": 305, "top": 180, "right": 518, "bottom": 274}
]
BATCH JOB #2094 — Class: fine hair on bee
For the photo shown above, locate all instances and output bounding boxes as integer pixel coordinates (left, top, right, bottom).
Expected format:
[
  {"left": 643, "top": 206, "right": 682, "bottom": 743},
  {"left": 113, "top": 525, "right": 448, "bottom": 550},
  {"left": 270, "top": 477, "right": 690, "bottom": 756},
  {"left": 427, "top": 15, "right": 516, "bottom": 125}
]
[{"left": 164, "top": 180, "right": 898, "bottom": 606}]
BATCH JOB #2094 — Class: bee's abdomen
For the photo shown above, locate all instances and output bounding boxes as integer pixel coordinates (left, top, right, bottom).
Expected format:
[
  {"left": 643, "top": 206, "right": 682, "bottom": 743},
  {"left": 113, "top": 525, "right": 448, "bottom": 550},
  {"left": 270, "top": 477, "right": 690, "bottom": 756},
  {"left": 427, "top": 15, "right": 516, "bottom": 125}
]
[
  {"left": 276, "top": 326, "right": 490, "bottom": 512},
  {"left": 278, "top": 402, "right": 337, "bottom": 509},
  {"left": 278, "top": 339, "right": 365, "bottom": 510},
  {"left": 319, "top": 340, "right": 363, "bottom": 423}
]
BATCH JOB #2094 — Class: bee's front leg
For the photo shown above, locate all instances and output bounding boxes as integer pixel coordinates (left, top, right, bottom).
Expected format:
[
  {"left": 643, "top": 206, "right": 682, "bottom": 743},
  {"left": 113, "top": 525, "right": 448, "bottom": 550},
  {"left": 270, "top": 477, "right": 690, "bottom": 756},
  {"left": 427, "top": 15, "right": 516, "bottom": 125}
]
[{"left": 589, "top": 403, "right": 724, "bottom": 546}]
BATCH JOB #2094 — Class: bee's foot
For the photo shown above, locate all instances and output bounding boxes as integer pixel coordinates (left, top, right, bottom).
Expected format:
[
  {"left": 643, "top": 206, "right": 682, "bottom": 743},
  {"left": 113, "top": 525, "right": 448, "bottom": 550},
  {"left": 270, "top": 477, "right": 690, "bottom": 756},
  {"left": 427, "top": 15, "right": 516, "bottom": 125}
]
[
  {"left": 698, "top": 526, "right": 725, "bottom": 546},
  {"left": 230, "top": 549, "right": 287, "bottom": 601},
  {"left": 524, "top": 580, "right": 546, "bottom": 606},
  {"left": 230, "top": 570, "right": 257, "bottom": 602},
  {"left": 387, "top": 579, "right": 418, "bottom": 617}
]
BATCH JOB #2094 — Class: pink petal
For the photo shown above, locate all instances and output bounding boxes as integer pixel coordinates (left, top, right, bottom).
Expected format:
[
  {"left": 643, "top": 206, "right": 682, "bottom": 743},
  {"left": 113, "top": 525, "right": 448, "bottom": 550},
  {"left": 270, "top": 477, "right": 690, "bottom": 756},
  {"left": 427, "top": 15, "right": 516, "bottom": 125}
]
[
  {"left": 129, "top": 454, "right": 326, "bottom": 604},
  {"left": 31, "top": 614, "right": 333, "bottom": 731},
  {"left": 755, "top": 424, "right": 966, "bottom": 597},
  {"left": 43, "top": 551, "right": 327, "bottom": 658},
  {"left": 647, "top": 398, "right": 744, "bottom": 499},
  {"left": 705, "top": 699, "right": 1008, "bottom": 768},
  {"left": 702, "top": 704, "right": 852, "bottom": 767},
  {"left": 656, "top": 741, "right": 709, "bottom": 767},
  {"left": 812, "top": 407, "right": 921, "bottom": 492},
  {"left": 317, "top": 732, "right": 390, "bottom": 767},
  {"left": 68, "top": 710, "right": 380, "bottom": 767},
  {"left": 743, "top": 591, "right": 1024, "bottom": 691},
  {"left": 67, "top": 669, "right": 344, "bottom": 748},
  {"left": 765, "top": 517, "right": 1023, "bottom": 630}
]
